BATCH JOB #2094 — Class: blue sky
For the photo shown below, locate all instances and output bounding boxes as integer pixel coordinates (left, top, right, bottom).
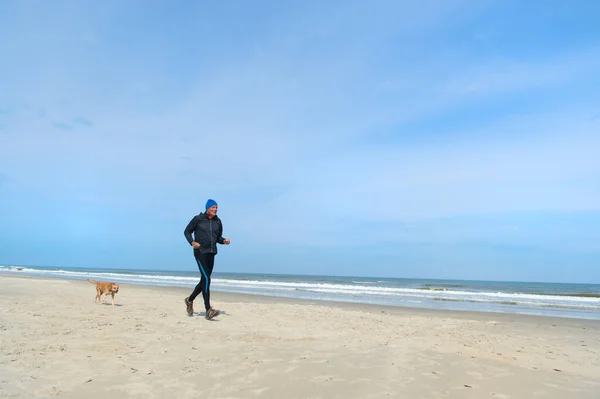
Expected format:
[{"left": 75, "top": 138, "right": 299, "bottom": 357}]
[{"left": 1, "top": 1, "right": 599, "bottom": 283}]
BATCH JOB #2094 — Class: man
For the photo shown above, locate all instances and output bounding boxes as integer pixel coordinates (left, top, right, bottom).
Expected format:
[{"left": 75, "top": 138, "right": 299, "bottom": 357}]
[{"left": 183, "top": 199, "right": 231, "bottom": 319}]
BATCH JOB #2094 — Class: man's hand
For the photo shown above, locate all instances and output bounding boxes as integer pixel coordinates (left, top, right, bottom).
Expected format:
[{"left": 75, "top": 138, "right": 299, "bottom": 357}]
[
  {"left": 191, "top": 241, "right": 200, "bottom": 249},
  {"left": 223, "top": 238, "right": 231, "bottom": 245}
]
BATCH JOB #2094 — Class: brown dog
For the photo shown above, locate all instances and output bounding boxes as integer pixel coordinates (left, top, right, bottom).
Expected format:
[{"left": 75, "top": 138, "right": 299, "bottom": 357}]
[{"left": 87, "top": 278, "right": 120, "bottom": 306}]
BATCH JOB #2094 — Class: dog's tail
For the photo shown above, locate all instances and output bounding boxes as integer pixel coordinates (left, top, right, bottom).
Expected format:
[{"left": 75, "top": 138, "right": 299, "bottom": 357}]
[{"left": 87, "top": 278, "right": 98, "bottom": 284}]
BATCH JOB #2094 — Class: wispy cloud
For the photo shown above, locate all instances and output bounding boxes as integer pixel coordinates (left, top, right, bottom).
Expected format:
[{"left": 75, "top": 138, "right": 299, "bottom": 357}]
[
  {"left": 51, "top": 122, "right": 73, "bottom": 130},
  {"left": 72, "top": 117, "right": 92, "bottom": 127}
]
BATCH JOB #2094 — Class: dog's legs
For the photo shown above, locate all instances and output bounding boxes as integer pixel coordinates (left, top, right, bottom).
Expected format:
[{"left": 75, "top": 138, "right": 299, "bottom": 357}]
[{"left": 111, "top": 293, "right": 115, "bottom": 306}]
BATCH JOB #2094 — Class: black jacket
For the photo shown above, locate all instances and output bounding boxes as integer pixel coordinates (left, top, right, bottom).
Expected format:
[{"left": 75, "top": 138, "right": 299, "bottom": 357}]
[{"left": 184, "top": 213, "right": 225, "bottom": 255}]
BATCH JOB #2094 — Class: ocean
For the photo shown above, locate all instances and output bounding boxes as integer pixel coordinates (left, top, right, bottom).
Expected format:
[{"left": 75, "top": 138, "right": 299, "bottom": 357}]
[{"left": 2, "top": 265, "right": 599, "bottom": 320}]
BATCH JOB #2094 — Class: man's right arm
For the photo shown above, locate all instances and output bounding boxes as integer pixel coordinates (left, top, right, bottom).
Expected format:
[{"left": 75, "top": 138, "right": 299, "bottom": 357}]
[{"left": 183, "top": 216, "right": 197, "bottom": 245}]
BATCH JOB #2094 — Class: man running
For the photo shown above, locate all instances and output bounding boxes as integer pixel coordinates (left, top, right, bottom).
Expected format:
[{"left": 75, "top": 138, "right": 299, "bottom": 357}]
[{"left": 183, "top": 199, "right": 230, "bottom": 319}]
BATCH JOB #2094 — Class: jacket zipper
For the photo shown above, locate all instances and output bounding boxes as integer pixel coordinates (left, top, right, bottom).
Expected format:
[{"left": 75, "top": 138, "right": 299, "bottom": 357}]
[{"left": 209, "top": 218, "right": 213, "bottom": 252}]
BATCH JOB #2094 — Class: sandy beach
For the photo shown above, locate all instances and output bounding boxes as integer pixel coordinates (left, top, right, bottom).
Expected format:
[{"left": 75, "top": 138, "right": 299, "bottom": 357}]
[{"left": 1, "top": 276, "right": 599, "bottom": 398}]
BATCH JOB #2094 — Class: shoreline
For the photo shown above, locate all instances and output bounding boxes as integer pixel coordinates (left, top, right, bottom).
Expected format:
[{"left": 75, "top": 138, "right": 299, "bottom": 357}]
[
  {"left": 3, "top": 264, "right": 600, "bottom": 322},
  {"left": 2, "top": 266, "right": 599, "bottom": 323},
  {"left": 3, "top": 273, "right": 600, "bottom": 327}
]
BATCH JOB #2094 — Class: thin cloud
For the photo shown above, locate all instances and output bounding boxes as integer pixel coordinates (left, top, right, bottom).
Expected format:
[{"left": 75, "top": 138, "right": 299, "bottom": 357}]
[
  {"left": 72, "top": 117, "right": 92, "bottom": 127},
  {"left": 51, "top": 122, "right": 73, "bottom": 130}
]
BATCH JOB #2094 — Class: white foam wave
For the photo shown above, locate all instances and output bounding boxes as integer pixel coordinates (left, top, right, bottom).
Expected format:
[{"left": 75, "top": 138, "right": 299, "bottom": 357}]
[{"left": 212, "top": 278, "right": 600, "bottom": 304}]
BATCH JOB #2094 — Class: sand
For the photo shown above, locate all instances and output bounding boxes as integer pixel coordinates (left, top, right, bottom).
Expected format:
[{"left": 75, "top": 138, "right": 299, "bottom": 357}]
[{"left": 1, "top": 276, "right": 599, "bottom": 398}]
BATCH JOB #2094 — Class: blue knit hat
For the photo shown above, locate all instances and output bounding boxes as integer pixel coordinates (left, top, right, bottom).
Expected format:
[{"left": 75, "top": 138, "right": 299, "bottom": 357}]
[{"left": 205, "top": 199, "right": 218, "bottom": 210}]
